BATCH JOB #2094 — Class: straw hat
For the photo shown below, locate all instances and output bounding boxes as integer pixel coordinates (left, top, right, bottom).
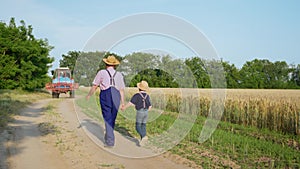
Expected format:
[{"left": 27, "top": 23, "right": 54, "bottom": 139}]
[
  {"left": 137, "top": 80, "right": 149, "bottom": 91},
  {"left": 103, "top": 55, "right": 120, "bottom": 65}
]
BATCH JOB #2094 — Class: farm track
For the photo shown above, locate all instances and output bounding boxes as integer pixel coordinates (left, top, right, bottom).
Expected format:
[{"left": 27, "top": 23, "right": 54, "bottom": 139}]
[{"left": 0, "top": 94, "right": 196, "bottom": 169}]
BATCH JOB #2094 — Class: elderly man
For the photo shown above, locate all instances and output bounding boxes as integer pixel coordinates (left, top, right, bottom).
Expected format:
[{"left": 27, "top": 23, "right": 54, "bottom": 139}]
[{"left": 86, "top": 55, "right": 125, "bottom": 147}]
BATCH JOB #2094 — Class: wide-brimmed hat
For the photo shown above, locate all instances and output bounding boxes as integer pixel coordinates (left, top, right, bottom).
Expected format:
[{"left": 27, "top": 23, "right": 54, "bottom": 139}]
[
  {"left": 103, "top": 55, "right": 120, "bottom": 65},
  {"left": 137, "top": 80, "right": 149, "bottom": 91}
]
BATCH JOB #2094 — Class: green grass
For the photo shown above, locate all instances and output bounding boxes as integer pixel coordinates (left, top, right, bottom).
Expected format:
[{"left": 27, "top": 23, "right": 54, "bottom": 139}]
[
  {"left": 74, "top": 89, "right": 103, "bottom": 121},
  {"left": 183, "top": 119, "right": 300, "bottom": 168},
  {"left": 117, "top": 108, "right": 300, "bottom": 168},
  {"left": 0, "top": 89, "right": 50, "bottom": 129}
]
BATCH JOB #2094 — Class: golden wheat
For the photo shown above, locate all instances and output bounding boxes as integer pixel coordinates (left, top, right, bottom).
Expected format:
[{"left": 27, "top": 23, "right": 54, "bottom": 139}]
[{"left": 124, "top": 88, "right": 300, "bottom": 135}]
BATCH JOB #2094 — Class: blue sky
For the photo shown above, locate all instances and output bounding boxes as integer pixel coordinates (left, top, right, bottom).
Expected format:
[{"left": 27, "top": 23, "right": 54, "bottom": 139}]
[{"left": 1, "top": 0, "right": 299, "bottom": 69}]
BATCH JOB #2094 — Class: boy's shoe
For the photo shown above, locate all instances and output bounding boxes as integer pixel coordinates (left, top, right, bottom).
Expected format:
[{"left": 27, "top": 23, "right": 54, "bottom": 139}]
[
  {"left": 139, "top": 136, "right": 148, "bottom": 147},
  {"left": 104, "top": 143, "right": 114, "bottom": 148}
]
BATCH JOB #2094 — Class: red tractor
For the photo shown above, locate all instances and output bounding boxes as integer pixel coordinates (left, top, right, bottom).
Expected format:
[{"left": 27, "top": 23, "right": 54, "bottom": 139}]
[{"left": 45, "top": 67, "right": 79, "bottom": 98}]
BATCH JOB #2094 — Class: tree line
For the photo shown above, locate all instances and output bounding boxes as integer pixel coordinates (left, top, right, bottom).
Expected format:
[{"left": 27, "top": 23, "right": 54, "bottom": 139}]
[
  {"left": 1, "top": 18, "right": 299, "bottom": 90},
  {"left": 61, "top": 51, "right": 300, "bottom": 89}
]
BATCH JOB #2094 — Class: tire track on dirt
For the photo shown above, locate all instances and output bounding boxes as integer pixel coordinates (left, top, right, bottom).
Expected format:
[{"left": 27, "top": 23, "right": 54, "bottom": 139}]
[
  {"left": 0, "top": 99, "right": 69, "bottom": 169},
  {"left": 1, "top": 95, "right": 197, "bottom": 169}
]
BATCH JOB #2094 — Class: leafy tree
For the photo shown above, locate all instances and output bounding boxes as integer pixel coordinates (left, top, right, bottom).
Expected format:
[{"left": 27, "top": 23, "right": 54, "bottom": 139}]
[
  {"left": 185, "top": 57, "right": 211, "bottom": 88},
  {"left": 239, "top": 59, "right": 293, "bottom": 89},
  {"left": 204, "top": 59, "right": 227, "bottom": 88},
  {"left": 130, "top": 68, "right": 179, "bottom": 88},
  {"left": 222, "top": 61, "right": 240, "bottom": 88},
  {"left": 59, "top": 50, "right": 300, "bottom": 89},
  {"left": 289, "top": 64, "right": 300, "bottom": 88},
  {"left": 59, "top": 51, "right": 81, "bottom": 72},
  {"left": 154, "top": 69, "right": 178, "bottom": 88},
  {"left": 120, "top": 53, "right": 196, "bottom": 88},
  {"left": 119, "top": 52, "right": 160, "bottom": 86},
  {"left": 263, "top": 61, "right": 289, "bottom": 88},
  {"left": 239, "top": 59, "right": 267, "bottom": 88},
  {"left": 73, "top": 51, "right": 105, "bottom": 86},
  {"left": 0, "top": 18, "right": 53, "bottom": 90},
  {"left": 160, "top": 56, "right": 194, "bottom": 88}
]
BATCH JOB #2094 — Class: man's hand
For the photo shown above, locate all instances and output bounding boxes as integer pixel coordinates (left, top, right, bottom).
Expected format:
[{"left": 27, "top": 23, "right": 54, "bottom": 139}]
[
  {"left": 120, "top": 104, "right": 125, "bottom": 111},
  {"left": 86, "top": 85, "right": 97, "bottom": 101}
]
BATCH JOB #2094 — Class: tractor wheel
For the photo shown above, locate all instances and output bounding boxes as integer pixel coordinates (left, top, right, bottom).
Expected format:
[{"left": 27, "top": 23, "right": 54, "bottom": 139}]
[
  {"left": 52, "top": 92, "right": 59, "bottom": 98},
  {"left": 52, "top": 92, "right": 56, "bottom": 98},
  {"left": 70, "top": 90, "right": 75, "bottom": 98}
]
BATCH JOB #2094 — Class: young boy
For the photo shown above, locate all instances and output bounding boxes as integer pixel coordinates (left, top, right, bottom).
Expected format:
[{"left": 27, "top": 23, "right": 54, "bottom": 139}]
[{"left": 121, "top": 80, "right": 152, "bottom": 146}]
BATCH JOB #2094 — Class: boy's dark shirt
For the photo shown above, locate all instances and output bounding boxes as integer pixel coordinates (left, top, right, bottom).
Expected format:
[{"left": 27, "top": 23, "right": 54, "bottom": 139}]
[{"left": 130, "top": 92, "right": 151, "bottom": 110}]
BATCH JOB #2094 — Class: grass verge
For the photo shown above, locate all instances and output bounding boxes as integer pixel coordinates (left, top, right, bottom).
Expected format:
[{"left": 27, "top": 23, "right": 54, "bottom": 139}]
[{"left": 0, "top": 89, "right": 50, "bottom": 129}]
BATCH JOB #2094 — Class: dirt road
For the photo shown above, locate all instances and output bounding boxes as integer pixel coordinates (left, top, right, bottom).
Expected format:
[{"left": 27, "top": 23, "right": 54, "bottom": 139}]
[{"left": 0, "top": 95, "right": 196, "bottom": 169}]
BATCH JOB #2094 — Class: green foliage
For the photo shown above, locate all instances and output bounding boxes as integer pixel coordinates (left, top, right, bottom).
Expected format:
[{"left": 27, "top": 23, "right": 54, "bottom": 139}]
[
  {"left": 72, "top": 51, "right": 104, "bottom": 86},
  {"left": 239, "top": 59, "right": 297, "bottom": 89},
  {"left": 119, "top": 52, "right": 161, "bottom": 86},
  {"left": 185, "top": 57, "right": 211, "bottom": 88},
  {"left": 60, "top": 49, "right": 300, "bottom": 89},
  {"left": 59, "top": 51, "right": 81, "bottom": 72},
  {"left": 0, "top": 18, "right": 54, "bottom": 90},
  {"left": 222, "top": 61, "right": 240, "bottom": 88},
  {"left": 240, "top": 59, "right": 267, "bottom": 88},
  {"left": 118, "top": 53, "right": 198, "bottom": 88},
  {"left": 289, "top": 64, "right": 300, "bottom": 88},
  {"left": 129, "top": 69, "right": 179, "bottom": 88}
]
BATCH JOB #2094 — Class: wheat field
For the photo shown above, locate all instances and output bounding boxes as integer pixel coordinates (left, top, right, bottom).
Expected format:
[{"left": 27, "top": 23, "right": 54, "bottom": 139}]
[{"left": 125, "top": 88, "right": 300, "bottom": 135}]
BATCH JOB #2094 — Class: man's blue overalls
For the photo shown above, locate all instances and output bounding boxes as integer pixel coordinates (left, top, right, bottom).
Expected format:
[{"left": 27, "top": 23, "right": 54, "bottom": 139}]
[{"left": 100, "top": 70, "right": 120, "bottom": 146}]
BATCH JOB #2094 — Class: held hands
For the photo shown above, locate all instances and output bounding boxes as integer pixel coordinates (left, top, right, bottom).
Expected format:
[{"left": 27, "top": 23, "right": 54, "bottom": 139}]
[
  {"left": 120, "top": 104, "right": 125, "bottom": 111},
  {"left": 121, "top": 102, "right": 133, "bottom": 111}
]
